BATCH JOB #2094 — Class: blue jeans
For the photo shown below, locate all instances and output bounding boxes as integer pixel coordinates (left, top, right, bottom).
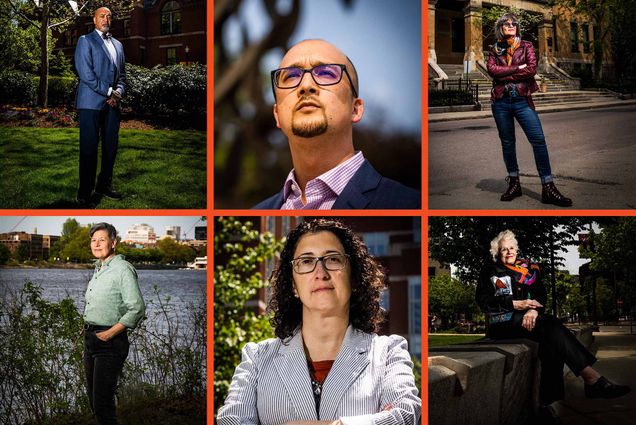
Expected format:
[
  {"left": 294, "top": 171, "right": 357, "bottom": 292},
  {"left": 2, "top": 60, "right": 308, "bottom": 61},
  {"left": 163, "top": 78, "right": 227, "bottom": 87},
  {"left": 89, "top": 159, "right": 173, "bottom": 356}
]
[{"left": 492, "top": 96, "right": 553, "bottom": 183}]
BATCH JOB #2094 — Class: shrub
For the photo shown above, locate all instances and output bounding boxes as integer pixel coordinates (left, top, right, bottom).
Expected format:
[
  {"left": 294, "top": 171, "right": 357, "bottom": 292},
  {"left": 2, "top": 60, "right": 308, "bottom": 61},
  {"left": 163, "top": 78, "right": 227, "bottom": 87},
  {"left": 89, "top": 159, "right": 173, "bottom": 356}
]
[
  {"left": 429, "top": 89, "right": 475, "bottom": 107},
  {"left": 47, "top": 76, "right": 77, "bottom": 106},
  {"left": 0, "top": 70, "right": 36, "bottom": 105},
  {"left": 123, "top": 63, "right": 206, "bottom": 118}
]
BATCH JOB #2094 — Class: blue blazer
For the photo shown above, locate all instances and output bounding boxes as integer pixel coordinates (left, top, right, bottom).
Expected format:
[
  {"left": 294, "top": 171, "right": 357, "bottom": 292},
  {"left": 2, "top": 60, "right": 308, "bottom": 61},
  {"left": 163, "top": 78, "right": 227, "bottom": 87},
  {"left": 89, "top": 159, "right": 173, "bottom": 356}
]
[
  {"left": 217, "top": 325, "right": 421, "bottom": 425},
  {"left": 252, "top": 160, "right": 421, "bottom": 209},
  {"left": 74, "top": 30, "right": 126, "bottom": 110}
]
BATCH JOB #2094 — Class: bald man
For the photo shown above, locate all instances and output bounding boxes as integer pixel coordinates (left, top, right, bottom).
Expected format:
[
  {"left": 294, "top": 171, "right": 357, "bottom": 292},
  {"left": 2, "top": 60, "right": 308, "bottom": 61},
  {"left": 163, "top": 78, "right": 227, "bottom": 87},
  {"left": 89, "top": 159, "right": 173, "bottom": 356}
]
[
  {"left": 75, "top": 7, "right": 126, "bottom": 208},
  {"left": 253, "top": 39, "right": 420, "bottom": 210}
]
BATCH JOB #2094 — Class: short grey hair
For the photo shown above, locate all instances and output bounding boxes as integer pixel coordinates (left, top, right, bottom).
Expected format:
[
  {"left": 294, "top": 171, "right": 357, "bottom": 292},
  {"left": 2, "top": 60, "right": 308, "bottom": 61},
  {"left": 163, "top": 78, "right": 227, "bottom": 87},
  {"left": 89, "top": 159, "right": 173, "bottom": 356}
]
[
  {"left": 495, "top": 12, "right": 520, "bottom": 40},
  {"left": 490, "top": 229, "right": 518, "bottom": 262},
  {"left": 90, "top": 222, "right": 117, "bottom": 240}
]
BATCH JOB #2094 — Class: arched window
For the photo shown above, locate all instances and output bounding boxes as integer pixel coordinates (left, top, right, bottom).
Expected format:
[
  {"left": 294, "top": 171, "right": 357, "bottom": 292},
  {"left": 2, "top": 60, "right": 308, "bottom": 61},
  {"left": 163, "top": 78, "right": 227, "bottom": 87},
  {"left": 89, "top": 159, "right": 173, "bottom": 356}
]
[{"left": 161, "top": 0, "right": 181, "bottom": 35}]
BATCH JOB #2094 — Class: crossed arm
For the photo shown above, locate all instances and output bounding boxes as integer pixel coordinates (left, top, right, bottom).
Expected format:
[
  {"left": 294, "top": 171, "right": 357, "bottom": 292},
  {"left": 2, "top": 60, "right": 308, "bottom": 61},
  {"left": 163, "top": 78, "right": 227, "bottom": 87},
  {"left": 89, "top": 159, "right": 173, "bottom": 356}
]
[{"left": 486, "top": 44, "right": 537, "bottom": 83}]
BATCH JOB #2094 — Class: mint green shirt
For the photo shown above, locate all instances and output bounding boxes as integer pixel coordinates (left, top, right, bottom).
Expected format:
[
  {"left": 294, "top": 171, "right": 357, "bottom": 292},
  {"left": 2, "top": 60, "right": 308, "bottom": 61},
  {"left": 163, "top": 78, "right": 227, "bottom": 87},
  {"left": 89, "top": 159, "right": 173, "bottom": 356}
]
[{"left": 83, "top": 254, "right": 145, "bottom": 329}]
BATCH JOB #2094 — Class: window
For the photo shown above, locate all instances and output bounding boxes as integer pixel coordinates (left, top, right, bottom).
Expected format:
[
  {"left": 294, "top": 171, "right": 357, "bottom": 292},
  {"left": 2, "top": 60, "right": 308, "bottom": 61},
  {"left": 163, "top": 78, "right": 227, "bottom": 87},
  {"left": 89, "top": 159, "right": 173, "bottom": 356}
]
[
  {"left": 570, "top": 22, "right": 579, "bottom": 53},
  {"left": 166, "top": 47, "right": 177, "bottom": 65},
  {"left": 552, "top": 17, "right": 559, "bottom": 52},
  {"left": 161, "top": 0, "right": 182, "bottom": 35},
  {"left": 123, "top": 19, "right": 130, "bottom": 37},
  {"left": 451, "top": 18, "right": 464, "bottom": 53},
  {"left": 408, "top": 276, "right": 421, "bottom": 359},
  {"left": 582, "top": 24, "right": 590, "bottom": 53},
  {"left": 363, "top": 232, "right": 389, "bottom": 257}
]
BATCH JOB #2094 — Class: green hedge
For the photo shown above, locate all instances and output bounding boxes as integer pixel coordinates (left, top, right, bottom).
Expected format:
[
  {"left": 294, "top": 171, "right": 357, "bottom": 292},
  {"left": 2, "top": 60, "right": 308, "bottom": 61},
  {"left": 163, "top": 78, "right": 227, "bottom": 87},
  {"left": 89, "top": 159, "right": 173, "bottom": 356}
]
[
  {"left": 429, "top": 89, "right": 475, "bottom": 107},
  {"left": 1, "top": 63, "right": 206, "bottom": 115}
]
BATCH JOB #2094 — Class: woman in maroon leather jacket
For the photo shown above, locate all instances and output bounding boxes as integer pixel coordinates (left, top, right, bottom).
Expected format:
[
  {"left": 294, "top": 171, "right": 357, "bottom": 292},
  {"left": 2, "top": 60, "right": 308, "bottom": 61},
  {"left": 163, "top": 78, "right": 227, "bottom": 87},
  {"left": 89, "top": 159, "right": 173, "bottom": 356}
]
[{"left": 487, "top": 13, "right": 572, "bottom": 207}]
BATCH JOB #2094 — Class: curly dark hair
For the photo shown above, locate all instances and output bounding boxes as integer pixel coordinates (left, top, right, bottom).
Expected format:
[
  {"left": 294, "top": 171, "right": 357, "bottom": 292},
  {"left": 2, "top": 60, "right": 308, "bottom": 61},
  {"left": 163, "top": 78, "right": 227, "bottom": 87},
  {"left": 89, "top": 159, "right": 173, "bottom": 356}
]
[{"left": 267, "top": 219, "right": 386, "bottom": 340}]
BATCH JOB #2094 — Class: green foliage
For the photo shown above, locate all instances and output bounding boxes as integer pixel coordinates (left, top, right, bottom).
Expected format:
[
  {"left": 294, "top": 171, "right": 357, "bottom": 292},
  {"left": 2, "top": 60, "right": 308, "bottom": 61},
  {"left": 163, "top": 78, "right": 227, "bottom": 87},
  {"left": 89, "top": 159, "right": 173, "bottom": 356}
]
[
  {"left": 0, "top": 70, "right": 37, "bottom": 105},
  {"left": 59, "top": 225, "right": 92, "bottom": 263},
  {"left": 547, "top": 272, "right": 587, "bottom": 320},
  {"left": 429, "top": 89, "right": 475, "bottom": 107},
  {"left": 479, "top": 5, "right": 543, "bottom": 42},
  {"left": 429, "top": 217, "right": 586, "bottom": 283},
  {"left": 46, "top": 76, "right": 78, "bottom": 106},
  {"left": 428, "top": 274, "right": 477, "bottom": 328},
  {"left": 0, "top": 0, "right": 42, "bottom": 73},
  {"left": 116, "top": 244, "right": 163, "bottom": 264},
  {"left": 156, "top": 238, "right": 197, "bottom": 264},
  {"left": 13, "top": 243, "right": 29, "bottom": 262},
  {"left": 49, "top": 49, "right": 74, "bottom": 77},
  {"left": 123, "top": 63, "right": 206, "bottom": 120},
  {"left": 0, "top": 281, "right": 85, "bottom": 424},
  {"left": 214, "top": 217, "right": 282, "bottom": 414},
  {"left": 0, "top": 243, "right": 10, "bottom": 265}
]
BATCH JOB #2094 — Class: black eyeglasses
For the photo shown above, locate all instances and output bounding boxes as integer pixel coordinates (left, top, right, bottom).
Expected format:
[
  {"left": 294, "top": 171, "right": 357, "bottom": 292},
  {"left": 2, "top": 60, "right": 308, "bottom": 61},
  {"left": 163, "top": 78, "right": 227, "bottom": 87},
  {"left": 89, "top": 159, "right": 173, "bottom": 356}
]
[
  {"left": 291, "top": 253, "right": 349, "bottom": 274},
  {"left": 270, "top": 64, "right": 358, "bottom": 100},
  {"left": 502, "top": 22, "right": 518, "bottom": 28}
]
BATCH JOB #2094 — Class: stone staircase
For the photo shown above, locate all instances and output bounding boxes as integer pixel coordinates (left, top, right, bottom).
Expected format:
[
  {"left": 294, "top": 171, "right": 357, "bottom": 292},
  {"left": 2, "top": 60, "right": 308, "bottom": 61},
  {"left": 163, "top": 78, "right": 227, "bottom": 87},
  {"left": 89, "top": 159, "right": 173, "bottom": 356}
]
[{"left": 434, "top": 63, "right": 620, "bottom": 111}]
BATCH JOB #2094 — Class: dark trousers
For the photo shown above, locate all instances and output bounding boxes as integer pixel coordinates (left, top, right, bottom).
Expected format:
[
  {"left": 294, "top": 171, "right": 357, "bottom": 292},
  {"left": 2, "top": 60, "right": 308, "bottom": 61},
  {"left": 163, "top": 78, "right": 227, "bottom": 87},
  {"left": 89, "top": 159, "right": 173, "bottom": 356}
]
[
  {"left": 488, "top": 314, "right": 596, "bottom": 405},
  {"left": 492, "top": 96, "right": 553, "bottom": 184},
  {"left": 83, "top": 326, "right": 129, "bottom": 425},
  {"left": 78, "top": 106, "right": 120, "bottom": 200}
]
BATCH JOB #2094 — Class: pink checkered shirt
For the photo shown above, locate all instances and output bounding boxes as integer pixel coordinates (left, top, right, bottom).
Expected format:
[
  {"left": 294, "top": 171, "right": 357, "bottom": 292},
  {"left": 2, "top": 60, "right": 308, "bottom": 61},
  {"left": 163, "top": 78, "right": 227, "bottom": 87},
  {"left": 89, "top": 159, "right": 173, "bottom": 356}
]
[{"left": 281, "top": 151, "right": 365, "bottom": 210}]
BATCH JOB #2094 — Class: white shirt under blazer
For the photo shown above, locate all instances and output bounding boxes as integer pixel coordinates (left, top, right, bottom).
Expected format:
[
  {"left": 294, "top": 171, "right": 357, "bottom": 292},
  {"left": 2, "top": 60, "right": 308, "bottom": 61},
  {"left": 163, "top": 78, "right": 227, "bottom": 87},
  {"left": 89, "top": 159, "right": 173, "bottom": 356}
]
[{"left": 217, "top": 325, "right": 422, "bottom": 425}]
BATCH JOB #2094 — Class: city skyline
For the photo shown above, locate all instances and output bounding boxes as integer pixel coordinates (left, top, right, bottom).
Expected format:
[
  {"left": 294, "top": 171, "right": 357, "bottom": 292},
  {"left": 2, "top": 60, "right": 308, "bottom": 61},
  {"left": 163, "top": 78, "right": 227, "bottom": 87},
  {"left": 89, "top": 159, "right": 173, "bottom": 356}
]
[{"left": 0, "top": 216, "right": 206, "bottom": 240}]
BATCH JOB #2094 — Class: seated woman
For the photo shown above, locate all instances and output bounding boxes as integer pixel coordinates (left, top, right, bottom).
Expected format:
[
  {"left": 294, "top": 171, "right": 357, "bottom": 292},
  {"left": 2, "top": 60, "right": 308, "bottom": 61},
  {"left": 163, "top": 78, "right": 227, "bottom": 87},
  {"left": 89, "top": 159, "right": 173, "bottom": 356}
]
[
  {"left": 218, "top": 219, "right": 421, "bottom": 425},
  {"left": 476, "top": 229, "right": 630, "bottom": 422}
]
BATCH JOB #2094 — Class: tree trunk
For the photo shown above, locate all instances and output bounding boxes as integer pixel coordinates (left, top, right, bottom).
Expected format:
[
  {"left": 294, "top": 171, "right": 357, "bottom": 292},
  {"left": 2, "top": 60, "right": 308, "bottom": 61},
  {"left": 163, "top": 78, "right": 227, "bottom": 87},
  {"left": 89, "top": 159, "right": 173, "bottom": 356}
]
[{"left": 37, "top": 1, "right": 50, "bottom": 108}]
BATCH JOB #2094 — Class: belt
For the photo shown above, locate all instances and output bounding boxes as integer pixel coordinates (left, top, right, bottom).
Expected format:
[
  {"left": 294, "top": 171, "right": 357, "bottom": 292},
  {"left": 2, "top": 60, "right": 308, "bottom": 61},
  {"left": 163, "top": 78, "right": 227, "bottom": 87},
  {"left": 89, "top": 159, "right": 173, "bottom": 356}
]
[{"left": 83, "top": 323, "right": 111, "bottom": 331}]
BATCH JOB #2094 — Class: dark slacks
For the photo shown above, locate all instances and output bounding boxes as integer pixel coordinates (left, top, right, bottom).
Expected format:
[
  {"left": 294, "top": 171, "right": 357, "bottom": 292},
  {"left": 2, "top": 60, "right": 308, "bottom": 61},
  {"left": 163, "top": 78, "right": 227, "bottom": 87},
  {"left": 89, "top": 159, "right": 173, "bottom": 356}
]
[
  {"left": 78, "top": 106, "right": 120, "bottom": 200},
  {"left": 83, "top": 326, "right": 129, "bottom": 425},
  {"left": 488, "top": 313, "right": 596, "bottom": 405}
]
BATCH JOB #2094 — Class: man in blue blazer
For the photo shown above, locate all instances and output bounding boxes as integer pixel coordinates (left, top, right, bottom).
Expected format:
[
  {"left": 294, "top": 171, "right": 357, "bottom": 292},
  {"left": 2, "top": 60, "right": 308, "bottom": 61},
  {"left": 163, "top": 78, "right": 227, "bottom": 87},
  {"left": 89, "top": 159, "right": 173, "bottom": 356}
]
[
  {"left": 253, "top": 39, "right": 420, "bottom": 210},
  {"left": 75, "top": 7, "right": 126, "bottom": 208}
]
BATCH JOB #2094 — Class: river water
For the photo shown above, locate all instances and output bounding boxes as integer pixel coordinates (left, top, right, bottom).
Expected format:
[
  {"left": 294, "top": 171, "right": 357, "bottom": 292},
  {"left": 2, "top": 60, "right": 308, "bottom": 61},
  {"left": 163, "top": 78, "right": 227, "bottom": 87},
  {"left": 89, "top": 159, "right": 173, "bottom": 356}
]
[{"left": 0, "top": 268, "right": 207, "bottom": 328}]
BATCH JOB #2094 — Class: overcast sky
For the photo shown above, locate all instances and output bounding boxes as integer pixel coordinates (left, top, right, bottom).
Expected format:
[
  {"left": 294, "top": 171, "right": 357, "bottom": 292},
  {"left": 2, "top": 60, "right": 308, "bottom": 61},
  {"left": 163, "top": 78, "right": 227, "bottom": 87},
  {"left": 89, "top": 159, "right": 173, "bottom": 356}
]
[{"left": 0, "top": 216, "right": 206, "bottom": 240}]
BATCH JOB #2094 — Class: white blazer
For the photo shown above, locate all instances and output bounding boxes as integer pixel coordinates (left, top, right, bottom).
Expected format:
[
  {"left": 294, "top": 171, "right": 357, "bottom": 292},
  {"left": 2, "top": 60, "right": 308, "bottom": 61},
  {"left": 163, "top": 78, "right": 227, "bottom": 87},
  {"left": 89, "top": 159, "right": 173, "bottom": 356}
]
[{"left": 217, "top": 325, "right": 421, "bottom": 425}]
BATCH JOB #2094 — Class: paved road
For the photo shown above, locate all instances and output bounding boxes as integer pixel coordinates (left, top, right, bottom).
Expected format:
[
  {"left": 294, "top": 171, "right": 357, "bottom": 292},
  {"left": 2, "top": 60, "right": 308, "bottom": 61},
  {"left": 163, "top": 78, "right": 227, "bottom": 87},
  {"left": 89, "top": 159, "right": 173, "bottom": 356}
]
[
  {"left": 428, "top": 105, "right": 636, "bottom": 209},
  {"left": 555, "top": 330, "right": 636, "bottom": 424}
]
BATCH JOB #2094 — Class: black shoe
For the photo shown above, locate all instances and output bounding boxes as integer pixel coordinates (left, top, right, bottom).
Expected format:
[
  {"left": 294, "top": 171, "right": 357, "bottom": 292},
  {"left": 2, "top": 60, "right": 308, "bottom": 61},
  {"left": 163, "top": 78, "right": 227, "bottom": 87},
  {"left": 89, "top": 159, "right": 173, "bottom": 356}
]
[
  {"left": 76, "top": 197, "right": 96, "bottom": 209},
  {"left": 500, "top": 176, "right": 522, "bottom": 201},
  {"left": 95, "top": 186, "right": 123, "bottom": 200},
  {"left": 541, "top": 182, "right": 572, "bottom": 207},
  {"left": 536, "top": 405, "right": 562, "bottom": 425},
  {"left": 585, "top": 376, "right": 631, "bottom": 399}
]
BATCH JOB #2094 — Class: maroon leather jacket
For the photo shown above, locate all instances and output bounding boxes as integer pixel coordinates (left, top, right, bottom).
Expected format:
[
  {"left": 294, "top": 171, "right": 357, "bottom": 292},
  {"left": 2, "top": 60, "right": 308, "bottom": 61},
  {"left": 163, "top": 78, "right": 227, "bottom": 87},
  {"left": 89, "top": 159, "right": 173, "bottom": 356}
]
[{"left": 487, "top": 40, "right": 539, "bottom": 109}]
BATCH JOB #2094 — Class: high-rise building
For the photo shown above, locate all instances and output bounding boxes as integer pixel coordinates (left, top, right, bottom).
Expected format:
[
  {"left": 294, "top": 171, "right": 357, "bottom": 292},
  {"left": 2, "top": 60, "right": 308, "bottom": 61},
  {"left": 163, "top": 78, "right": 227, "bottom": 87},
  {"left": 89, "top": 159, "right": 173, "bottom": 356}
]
[
  {"left": 165, "top": 226, "right": 181, "bottom": 241},
  {"left": 124, "top": 224, "right": 157, "bottom": 244}
]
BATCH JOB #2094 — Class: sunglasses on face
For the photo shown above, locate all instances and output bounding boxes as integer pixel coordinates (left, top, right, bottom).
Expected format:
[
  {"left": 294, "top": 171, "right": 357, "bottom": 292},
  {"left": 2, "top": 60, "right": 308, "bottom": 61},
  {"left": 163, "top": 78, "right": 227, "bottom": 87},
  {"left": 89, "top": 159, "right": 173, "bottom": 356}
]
[{"left": 503, "top": 22, "right": 519, "bottom": 28}]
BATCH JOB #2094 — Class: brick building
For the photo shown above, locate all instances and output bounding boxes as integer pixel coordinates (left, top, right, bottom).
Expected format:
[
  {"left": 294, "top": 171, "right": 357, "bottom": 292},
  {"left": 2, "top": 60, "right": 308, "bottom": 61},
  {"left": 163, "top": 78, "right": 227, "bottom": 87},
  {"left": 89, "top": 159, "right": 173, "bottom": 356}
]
[
  {"left": 0, "top": 231, "right": 60, "bottom": 260},
  {"left": 55, "top": 0, "right": 206, "bottom": 67}
]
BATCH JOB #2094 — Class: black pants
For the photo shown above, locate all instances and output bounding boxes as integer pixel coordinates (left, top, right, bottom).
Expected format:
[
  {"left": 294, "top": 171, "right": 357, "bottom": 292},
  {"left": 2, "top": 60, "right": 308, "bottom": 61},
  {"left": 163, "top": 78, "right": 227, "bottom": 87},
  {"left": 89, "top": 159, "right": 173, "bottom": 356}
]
[
  {"left": 488, "top": 313, "right": 596, "bottom": 404},
  {"left": 78, "top": 106, "right": 120, "bottom": 200},
  {"left": 83, "top": 325, "right": 129, "bottom": 425}
]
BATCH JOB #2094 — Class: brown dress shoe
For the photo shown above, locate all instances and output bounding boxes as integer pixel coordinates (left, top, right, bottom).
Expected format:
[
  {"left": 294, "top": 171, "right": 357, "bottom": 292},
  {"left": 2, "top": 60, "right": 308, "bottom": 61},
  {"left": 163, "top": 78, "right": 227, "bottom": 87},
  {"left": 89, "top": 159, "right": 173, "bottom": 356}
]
[
  {"left": 500, "top": 176, "right": 522, "bottom": 201},
  {"left": 541, "top": 182, "right": 572, "bottom": 207}
]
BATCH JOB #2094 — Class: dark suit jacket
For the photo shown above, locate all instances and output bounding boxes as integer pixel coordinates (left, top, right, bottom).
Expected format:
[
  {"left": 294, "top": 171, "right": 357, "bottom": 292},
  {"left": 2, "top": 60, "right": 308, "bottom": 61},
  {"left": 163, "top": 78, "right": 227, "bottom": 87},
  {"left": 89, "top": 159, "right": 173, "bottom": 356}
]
[
  {"left": 252, "top": 159, "right": 421, "bottom": 209},
  {"left": 74, "top": 30, "right": 126, "bottom": 110}
]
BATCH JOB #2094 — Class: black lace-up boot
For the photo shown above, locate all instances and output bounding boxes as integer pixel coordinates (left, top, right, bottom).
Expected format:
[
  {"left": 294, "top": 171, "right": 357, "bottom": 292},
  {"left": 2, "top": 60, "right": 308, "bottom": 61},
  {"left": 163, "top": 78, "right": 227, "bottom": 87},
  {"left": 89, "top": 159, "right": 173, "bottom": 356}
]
[
  {"left": 541, "top": 182, "right": 572, "bottom": 207},
  {"left": 500, "top": 176, "right": 522, "bottom": 201}
]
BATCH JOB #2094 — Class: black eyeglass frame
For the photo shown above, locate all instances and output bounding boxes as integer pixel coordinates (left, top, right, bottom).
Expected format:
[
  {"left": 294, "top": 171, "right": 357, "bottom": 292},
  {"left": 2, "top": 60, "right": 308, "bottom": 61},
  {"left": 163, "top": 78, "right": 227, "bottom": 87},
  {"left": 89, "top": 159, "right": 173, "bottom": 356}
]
[
  {"left": 270, "top": 64, "right": 358, "bottom": 100},
  {"left": 502, "top": 21, "right": 519, "bottom": 28},
  {"left": 290, "top": 253, "right": 350, "bottom": 274}
]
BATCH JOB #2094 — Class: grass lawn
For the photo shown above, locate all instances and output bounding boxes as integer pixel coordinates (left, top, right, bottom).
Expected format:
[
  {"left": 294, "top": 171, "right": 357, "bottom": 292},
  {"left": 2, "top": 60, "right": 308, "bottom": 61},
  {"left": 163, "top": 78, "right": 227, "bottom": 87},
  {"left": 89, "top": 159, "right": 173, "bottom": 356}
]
[
  {"left": 0, "top": 127, "right": 206, "bottom": 209},
  {"left": 428, "top": 334, "right": 485, "bottom": 347}
]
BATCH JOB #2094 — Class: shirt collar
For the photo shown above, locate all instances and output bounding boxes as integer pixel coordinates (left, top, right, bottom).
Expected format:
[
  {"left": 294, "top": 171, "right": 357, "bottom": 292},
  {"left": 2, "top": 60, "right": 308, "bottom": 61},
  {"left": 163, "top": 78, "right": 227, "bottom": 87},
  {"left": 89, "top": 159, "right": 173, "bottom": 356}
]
[
  {"left": 282, "top": 151, "right": 365, "bottom": 201},
  {"left": 94, "top": 253, "right": 122, "bottom": 270}
]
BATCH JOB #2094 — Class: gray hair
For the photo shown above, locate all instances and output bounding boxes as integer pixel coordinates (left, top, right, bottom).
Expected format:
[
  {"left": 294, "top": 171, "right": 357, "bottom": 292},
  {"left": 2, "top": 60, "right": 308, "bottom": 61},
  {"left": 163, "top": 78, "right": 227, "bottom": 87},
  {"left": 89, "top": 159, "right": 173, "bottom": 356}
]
[
  {"left": 490, "top": 229, "right": 518, "bottom": 262},
  {"left": 89, "top": 222, "right": 117, "bottom": 240},
  {"left": 495, "top": 13, "right": 520, "bottom": 40}
]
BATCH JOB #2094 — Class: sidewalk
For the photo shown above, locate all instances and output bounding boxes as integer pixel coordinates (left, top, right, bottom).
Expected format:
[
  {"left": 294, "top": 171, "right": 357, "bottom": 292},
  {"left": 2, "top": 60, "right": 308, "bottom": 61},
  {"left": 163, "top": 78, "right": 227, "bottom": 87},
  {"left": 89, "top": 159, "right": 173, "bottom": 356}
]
[
  {"left": 429, "top": 98, "right": 636, "bottom": 123},
  {"left": 553, "top": 328, "right": 636, "bottom": 424}
]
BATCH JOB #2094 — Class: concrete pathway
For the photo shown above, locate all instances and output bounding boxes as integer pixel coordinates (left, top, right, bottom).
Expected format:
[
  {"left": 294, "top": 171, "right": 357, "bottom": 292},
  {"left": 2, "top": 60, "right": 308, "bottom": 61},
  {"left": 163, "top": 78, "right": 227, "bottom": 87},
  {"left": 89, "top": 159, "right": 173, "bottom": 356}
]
[
  {"left": 428, "top": 98, "right": 636, "bottom": 123},
  {"left": 553, "top": 327, "right": 636, "bottom": 424}
]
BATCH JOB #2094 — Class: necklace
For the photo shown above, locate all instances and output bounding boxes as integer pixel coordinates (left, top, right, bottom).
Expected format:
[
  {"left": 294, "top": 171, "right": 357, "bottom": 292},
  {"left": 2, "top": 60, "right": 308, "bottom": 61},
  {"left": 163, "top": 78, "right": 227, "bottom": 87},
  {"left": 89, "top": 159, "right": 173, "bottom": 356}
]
[{"left": 311, "top": 378, "right": 322, "bottom": 396}]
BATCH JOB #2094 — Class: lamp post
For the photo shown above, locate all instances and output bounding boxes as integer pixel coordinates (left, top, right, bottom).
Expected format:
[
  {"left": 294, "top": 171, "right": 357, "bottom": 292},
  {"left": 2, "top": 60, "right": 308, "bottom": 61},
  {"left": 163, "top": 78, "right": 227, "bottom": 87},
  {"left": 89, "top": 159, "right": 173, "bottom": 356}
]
[{"left": 185, "top": 45, "right": 190, "bottom": 64}]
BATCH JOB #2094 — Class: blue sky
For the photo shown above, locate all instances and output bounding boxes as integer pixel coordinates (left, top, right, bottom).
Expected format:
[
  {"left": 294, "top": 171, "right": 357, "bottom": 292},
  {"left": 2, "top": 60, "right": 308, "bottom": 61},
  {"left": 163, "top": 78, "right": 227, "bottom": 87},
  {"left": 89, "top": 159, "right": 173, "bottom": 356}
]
[
  {"left": 0, "top": 217, "right": 206, "bottom": 240},
  {"left": 224, "top": 0, "right": 422, "bottom": 134}
]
